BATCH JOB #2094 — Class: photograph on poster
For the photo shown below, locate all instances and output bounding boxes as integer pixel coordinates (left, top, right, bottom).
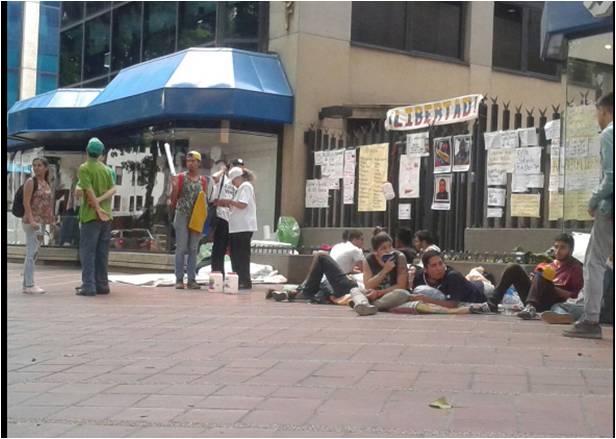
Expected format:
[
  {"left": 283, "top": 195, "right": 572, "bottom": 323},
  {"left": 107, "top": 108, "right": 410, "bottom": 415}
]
[
  {"left": 453, "top": 134, "right": 472, "bottom": 172},
  {"left": 433, "top": 137, "right": 452, "bottom": 173},
  {"left": 431, "top": 174, "right": 452, "bottom": 210}
]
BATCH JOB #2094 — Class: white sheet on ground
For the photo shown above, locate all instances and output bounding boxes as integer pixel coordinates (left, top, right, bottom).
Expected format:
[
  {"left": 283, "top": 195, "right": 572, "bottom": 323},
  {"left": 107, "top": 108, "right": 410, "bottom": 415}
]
[{"left": 109, "top": 262, "right": 287, "bottom": 287}]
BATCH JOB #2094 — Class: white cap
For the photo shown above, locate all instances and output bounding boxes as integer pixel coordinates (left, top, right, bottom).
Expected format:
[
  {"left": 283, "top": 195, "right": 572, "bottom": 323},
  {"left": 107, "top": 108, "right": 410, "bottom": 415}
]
[{"left": 228, "top": 167, "right": 243, "bottom": 181}]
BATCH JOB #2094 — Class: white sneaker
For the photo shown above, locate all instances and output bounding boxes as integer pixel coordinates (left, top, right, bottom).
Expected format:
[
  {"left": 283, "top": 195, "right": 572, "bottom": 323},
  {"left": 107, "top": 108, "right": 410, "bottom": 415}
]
[{"left": 23, "top": 286, "right": 45, "bottom": 294}]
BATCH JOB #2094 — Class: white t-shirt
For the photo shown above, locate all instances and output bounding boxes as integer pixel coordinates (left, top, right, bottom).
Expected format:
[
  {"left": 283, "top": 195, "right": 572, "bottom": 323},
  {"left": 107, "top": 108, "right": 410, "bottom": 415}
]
[
  {"left": 228, "top": 181, "right": 258, "bottom": 233},
  {"left": 211, "top": 174, "right": 236, "bottom": 223},
  {"left": 329, "top": 241, "right": 365, "bottom": 274}
]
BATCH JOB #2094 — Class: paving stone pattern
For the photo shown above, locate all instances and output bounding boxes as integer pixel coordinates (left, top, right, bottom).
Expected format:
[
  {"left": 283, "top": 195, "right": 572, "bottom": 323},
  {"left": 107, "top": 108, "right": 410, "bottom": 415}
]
[{"left": 7, "top": 263, "right": 614, "bottom": 437}]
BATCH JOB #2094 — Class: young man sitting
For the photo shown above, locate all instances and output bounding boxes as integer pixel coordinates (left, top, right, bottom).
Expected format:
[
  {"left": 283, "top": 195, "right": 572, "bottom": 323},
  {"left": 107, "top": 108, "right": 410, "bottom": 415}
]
[
  {"left": 408, "top": 250, "right": 489, "bottom": 310},
  {"left": 487, "top": 233, "right": 583, "bottom": 319},
  {"left": 395, "top": 228, "right": 418, "bottom": 264},
  {"left": 413, "top": 230, "right": 441, "bottom": 267},
  {"left": 270, "top": 230, "right": 365, "bottom": 302}
]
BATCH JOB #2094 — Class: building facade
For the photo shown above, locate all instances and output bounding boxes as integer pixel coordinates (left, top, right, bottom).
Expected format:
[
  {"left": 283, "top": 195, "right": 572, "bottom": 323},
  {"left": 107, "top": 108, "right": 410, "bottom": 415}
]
[
  {"left": 7, "top": 1, "right": 612, "bottom": 254},
  {"left": 6, "top": 0, "right": 61, "bottom": 109}
]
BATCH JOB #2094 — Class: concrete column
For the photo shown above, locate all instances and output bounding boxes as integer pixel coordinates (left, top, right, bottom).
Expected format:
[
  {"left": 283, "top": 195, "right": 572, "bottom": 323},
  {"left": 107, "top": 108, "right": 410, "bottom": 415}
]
[{"left": 20, "top": 0, "right": 40, "bottom": 99}]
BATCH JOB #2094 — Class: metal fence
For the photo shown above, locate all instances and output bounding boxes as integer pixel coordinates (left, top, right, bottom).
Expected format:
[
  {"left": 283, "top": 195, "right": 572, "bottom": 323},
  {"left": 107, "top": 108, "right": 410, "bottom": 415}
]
[{"left": 304, "top": 97, "right": 592, "bottom": 251}]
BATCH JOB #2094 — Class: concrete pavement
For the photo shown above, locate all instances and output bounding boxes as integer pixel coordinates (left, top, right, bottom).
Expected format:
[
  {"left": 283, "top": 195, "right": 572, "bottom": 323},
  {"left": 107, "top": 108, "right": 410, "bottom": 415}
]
[{"left": 6, "top": 262, "right": 614, "bottom": 437}]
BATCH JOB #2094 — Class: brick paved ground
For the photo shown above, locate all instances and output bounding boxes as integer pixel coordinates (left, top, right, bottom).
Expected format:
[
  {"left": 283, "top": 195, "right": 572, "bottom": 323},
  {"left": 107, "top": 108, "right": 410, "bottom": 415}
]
[{"left": 7, "top": 263, "right": 614, "bottom": 437}]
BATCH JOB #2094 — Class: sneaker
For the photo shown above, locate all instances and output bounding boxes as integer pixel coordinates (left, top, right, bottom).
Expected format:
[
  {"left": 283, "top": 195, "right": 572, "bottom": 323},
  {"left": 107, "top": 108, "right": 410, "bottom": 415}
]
[
  {"left": 265, "top": 289, "right": 276, "bottom": 300},
  {"left": 97, "top": 287, "right": 110, "bottom": 295},
  {"left": 272, "top": 291, "right": 289, "bottom": 302},
  {"left": 517, "top": 304, "right": 537, "bottom": 320},
  {"left": 541, "top": 311, "right": 574, "bottom": 325},
  {"left": 23, "top": 286, "right": 45, "bottom": 294},
  {"left": 175, "top": 281, "right": 185, "bottom": 290},
  {"left": 469, "top": 302, "right": 493, "bottom": 314},
  {"left": 186, "top": 281, "right": 201, "bottom": 290},
  {"left": 563, "top": 320, "right": 602, "bottom": 339},
  {"left": 354, "top": 303, "right": 378, "bottom": 316},
  {"left": 75, "top": 287, "right": 96, "bottom": 297}
]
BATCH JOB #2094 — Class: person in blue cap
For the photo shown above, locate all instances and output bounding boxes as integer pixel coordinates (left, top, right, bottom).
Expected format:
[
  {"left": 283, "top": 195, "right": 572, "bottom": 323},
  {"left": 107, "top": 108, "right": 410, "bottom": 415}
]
[{"left": 75, "top": 137, "right": 115, "bottom": 297}]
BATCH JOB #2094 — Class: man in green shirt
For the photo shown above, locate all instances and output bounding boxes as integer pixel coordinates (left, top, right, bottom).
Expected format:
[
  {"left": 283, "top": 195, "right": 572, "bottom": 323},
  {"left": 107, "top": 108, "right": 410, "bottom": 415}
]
[
  {"left": 76, "top": 138, "right": 115, "bottom": 297},
  {"left": 564, "top": 92, "right": 614, "bottom": 339}
]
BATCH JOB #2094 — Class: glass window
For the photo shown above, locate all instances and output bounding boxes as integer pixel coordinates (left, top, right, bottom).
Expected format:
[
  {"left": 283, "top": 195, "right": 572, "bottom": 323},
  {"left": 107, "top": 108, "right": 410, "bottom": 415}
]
[
  {"left": 112, "top": 2, "right": 142, "bottom": 71},
  {"left": 38, "top": 4, "right": 61, "bottom": 74},
  {"left": 115, "top": 166, "right": 123, "bottom": 185},
  {"left": 59, "top": 25, "right": 83, "bottom": 86},
  {"left": 129, "top": 196, "right": 135, "bottom": 212},
  {"left": 178, "top": 1, "right": 216, "bottom": 50},
  {"left": 221, "top": 1, "right": 259, "bottom": 40},
  {"left": 85, "top": 1, "right": 110, "bottom": 17},
  {"left": 493, "top": 3, "right": 522, "bottom": 71},
  {"left": 7, "top": 69, "right": 20, "bottom": 109},
  {"left": 526, "top": 8, "right": 558, "bottom": 76},
  {"left": 136, "top": 195, "right": 143, "bottom": 211},
  {"left": 84, "top": 13, "right": 111, "bottom": 80},
  {"left": 36, "top": 72, "right": 58, "bottom": 94},
  {"left": 113, "top": 195, "right": 121, "bottom": 211},
  {"left": 61, "top": 1, "right": 84, "bottom": 27},
  {"left": 143, "top": 2, "right": 177, "bottom": 61},
  {"left": 351, "top": 2, "right": 406, "bottom": 50},
  {"left": 410, "top": 2, "right": 463, "bottom": 58},
  {"left": 8, "top": 1, "right": 23, "bottom": 70}
]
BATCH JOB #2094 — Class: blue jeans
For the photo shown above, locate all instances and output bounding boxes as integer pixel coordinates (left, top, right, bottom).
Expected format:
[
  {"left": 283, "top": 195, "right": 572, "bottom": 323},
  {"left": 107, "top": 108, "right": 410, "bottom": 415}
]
[
  {"left": 79, "top": 220, "right": 111, "bottom": 294},
  {"left": 174, "top": 212, "right": 201, "bottom": 283},
  {"left": 23, "top": 223, "right": 43, "bottom": 288},
  {"left": 413, "top": 285, "right": 447, "bottom": 300}
]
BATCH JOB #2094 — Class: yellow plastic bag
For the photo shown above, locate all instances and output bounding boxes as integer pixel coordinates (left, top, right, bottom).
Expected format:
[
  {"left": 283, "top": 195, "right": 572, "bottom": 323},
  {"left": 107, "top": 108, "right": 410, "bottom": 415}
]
[{"left": 189, "top": 191, "right": 207, "bottom": 233}]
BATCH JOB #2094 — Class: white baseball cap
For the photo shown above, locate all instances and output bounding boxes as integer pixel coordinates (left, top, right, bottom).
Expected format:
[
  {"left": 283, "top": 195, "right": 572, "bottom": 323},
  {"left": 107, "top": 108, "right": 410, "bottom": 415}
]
[{"left": 228, "top": 167, "right": 243, "bottom": 181}]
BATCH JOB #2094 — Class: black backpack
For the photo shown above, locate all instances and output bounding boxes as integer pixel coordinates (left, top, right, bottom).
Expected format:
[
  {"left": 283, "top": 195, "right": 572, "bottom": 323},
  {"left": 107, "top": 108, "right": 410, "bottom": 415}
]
[{"left": 11, "top": 177, "right": 38, "bottom": 218}]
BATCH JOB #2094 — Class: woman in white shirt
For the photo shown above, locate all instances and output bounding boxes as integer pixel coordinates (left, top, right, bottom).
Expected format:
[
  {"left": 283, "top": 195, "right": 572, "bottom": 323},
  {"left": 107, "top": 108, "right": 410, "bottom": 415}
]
[{"left": 221, "top": 167, "right": 257, "bottom": 290}]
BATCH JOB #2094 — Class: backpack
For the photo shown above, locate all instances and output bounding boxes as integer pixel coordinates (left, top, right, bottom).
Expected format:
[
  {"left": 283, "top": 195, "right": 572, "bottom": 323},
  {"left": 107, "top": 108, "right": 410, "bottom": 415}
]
[{"left": 11, "top": 177, "right": 38, "bottom": 218}]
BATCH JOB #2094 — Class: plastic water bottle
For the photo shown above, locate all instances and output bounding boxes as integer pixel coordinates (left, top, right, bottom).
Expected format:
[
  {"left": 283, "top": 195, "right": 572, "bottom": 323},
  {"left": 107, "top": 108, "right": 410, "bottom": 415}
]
[{"left": 499, "top": 287, "right": 517, "bottom": 316}]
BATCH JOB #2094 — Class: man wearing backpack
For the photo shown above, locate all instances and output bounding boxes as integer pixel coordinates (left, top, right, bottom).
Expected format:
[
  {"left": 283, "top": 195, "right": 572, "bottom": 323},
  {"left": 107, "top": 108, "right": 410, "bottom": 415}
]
[
  {"left": 76, "top": 138, "right": 115, "bottom": 297},
  {"left": 169, "top": 151, "right": 207, "bottom": 289}
]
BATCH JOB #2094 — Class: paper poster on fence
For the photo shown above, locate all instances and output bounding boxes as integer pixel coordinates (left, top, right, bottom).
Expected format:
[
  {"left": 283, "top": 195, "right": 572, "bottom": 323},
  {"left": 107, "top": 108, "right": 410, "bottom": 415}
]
[
  {"left": 487, "top": 188, "right": 506, "bottom": 207},
  {"left": 511, "top": 193, "right": 541, "bottom": 218},
  {"left": 517, "top": 127, "right": 538, "bottom": 147},
  {"left": 514, "top": 147, "right": 542, "bottom": 175},
  {"left": 548, "top": 192, "right": 563, "bottom": 221},
  {"left": 484, "top": 131, "right": 502, "bottom": 150},
  {"left": 358, "top": 143, "right": 389, "bottom": 212},
  {"left": 398, "top": 154, "right": 421, "bottom": 199},
  {"left": 319, "top": 149, "right": 345, "bottom": 179},
  {"left": 343, "top": 177, "right": 354, "bottom": 204},
  {"left": 398, "top": 203, "right": 411, "bottom": 220},
  {"left": 487, "top": 148, "right": 516, "bottom": 173},
  {"left": 343, "top": 149, "right": 356, "bottom": 205},
  {"left": 487, "top": 207, "right": 504, "bottom": 218},
  {"left": 487, "top": 167, "right": 507, "bottom": 186},
  {"left": 453, "top": 134, "right": 472, "bottom": 172},
  {"left": 305, "top": 179, "right": 329, "bottom": 208},
  {"left": 431, "top": 174, "right": 452, "bottom": 210},
  {"left": 564, "top": 190, "right": 594, "bottom": 221},
  {"left": 406, "top": 132, "right": 430, "bottom": 156},
  {"left": 544, "top": 119, "right": 561, "bottom": 140},
  {"left": 385, "top": 94, "right": 483, "bottom": 131},
  {"left": 512, "top": 173, "right": 544, "bottom": 192},
  {"left": 433, "top": 137, "right": 452, "bottom": 174},
  {"left": 565, "top": 105, "right": 600, "bottom": 138},
  {"left": 501, "top": 130, "right": 520, "bottom": 148},
  {"left": 344, "top": 149, "right": 356, "bottom": 177},
  {"left": 549, "top": 145, "right": 561, "bottom": 192}
]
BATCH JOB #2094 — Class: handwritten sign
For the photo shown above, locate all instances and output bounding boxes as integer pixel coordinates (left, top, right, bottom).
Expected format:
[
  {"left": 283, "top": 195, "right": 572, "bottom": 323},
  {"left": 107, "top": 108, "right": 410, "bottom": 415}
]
[
  {"left": 544, "top": 119, "right": 561, "bottom": 140},
  {"left": 500, "top": 130, "right": 520, "bottom": 148},
  {"left": 512, "top": 173, "right": 544, "bottom": 192},
  {"left": 514, "top": 147, "right": 542, "bottom": 175},
  {"left": 305, "top": 179, "right": 329, "bottom": 208},
  {"left": 511, "top": 193, "right": 541, "bottom": 218},
  {"left": 487, "top": 148, "right": 516, "bottom": 172},
  {"left": 565, "top": 138, "right": 589, "bottom": 158},
  {"left": 487, "top": 207, "right": 504, "bottom": 218},
  {"left": 358, "top": 143, "right": 389, "bottom": 212},
  {"left": 385, "top": 94, "right": 483, "bottom": 131},
  {"left": 518, "top": 127, "right": 538, "bottom": 146},
  {"left": 549, "top": 192, "right": 563, "bottom": 221},
  {"left": 406, "top": 132, "right": 430, "bottom": 156},
  {"left": 320, "top": 149, "right": 344, "bottom": 179},
  {"left": 343, "top": 149, "right": 356, "bottom": 204},
  {"left": 343, "top": 177, "right": 354, "bottom": 204},
  {"left": 487, "top": 167, "right": 507, "bottom": 186},
  {"left": 398, "top": 203, "right": 411, "bottom": 220},
  {"left": 565, "top": 105, "right": 599, "bottom": 138},
  {"left": 484, "top": 131, "right": 502, "bottom": 150},
  {"left": 399, "top": 154, "right": 421, "bottom": 199},
  {"left": 487, "top": 188, "right": 506, "bottom": 207},
  {"left": 549, "top": 144, "right": 561, "bottom": 192}
]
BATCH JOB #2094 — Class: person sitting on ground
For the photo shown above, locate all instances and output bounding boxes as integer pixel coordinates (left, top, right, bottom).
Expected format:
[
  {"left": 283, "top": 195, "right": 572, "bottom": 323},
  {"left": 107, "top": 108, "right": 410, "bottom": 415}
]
[
  {"left": 487, "top": 233, "right": 583, "bottom": 319},
  {"left": 413, "top": 229, "right": 441, "bottom": 266},
  {"left": 270, "top": 229, "right": 365, "bottom": 302},
  {"left": 409, "top": 250, "right": 489, "bottom": 309},
  {"left": 347, "top": 230, "right": 411, "bottom": 316},
  {"left": 395, "top": 228, "right": 418, "bottom": 264}
]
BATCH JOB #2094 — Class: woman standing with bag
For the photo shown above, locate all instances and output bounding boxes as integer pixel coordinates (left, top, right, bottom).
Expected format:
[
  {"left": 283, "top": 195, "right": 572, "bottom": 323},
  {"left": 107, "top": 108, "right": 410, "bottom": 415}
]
[
  {"left": 22, "top": 157, "right": 55, "bottom": 294},
  {"left": 223, "top": 167, "right": 257, "bottom": 290}
]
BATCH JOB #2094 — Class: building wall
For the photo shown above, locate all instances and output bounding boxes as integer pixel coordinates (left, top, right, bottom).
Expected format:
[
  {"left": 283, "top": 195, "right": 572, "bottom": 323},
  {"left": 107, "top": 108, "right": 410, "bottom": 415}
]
[{"left": 271, "top": 1, "right": 587, "bottom": 224}]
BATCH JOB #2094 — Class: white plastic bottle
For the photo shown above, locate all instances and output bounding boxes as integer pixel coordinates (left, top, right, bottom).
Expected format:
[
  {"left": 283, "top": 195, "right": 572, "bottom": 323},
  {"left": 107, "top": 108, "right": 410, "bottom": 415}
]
[
  {"left": 224, "top": 272, "right": 239, "bottom": 294},
  {"left": 208, "top": 272, "right": 224, "bottom": 293}
]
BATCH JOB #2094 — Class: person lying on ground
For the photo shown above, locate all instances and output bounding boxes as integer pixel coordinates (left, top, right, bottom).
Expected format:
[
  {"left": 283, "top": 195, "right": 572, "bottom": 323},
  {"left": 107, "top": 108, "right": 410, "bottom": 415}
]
[
  {"left": 345, "top": 230, "right": 411, "bottom": 316},
  {"left": 409, "top": 250, "right": 489, "bottom": 309},
  {"left": 268, "top": 230, "right": 365, "bottom": 302},
  {"left": 486, "top": 233, "right": 583, "bottom": 319}
]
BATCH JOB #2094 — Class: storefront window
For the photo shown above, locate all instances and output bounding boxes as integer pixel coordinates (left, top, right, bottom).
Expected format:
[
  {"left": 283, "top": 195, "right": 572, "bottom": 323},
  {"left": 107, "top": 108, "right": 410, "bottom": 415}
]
[
  {"left": 143, "top": 2, "right": 177, "bottom": 61},
  {"left": 178, "top": 1, "right": 216, "bottom": 50},
  {"left": 59, "top": 24, "right": 83, "bottom": 86},
  {"left": 112, "top": 2, "right": 142, "bottom": 71},
  {"left": 84, "top": 12, "right": 111, "bottom": 80}
]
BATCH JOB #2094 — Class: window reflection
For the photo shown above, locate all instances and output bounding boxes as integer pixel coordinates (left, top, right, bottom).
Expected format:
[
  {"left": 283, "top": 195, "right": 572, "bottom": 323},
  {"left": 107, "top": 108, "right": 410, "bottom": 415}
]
[
  {"left": 112, "top": 2, "right": 142, "bottom": 71},
  {"left": 143, "top": 2, "right": 177, "bottom": 61},
  {"left": 221, "top": 1, "right": 259, "bottom": 40},
  {"left": 84, "top": 12, "right": 111, "bottom": 80},
  {"left": 178, "top": 1, "right": 216, "bottom": 49},
  {"left": 60, "top": 24, "right": 83, "bottom": 86},
  {"left": 61, "top": 1, "right": 83, "bottom": 27}
]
